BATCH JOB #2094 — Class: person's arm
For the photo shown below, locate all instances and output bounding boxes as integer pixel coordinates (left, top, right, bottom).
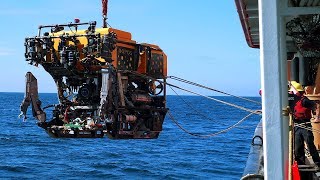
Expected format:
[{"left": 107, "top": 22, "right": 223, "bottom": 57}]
[{"left": 302, "top": 97, "right": 316, "bottom": 111}]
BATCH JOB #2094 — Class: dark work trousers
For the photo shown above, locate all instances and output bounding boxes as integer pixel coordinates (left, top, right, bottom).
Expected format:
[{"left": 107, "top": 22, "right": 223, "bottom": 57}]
[{"left": 294, "top": 125, "right": 320, "bottom": 165}]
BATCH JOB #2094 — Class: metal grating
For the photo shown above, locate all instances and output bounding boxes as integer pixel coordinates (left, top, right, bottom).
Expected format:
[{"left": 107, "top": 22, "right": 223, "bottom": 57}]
[
  {"left": 147, "top": 53, "right": 164, "bottom": 78},
  {"left": 117, "top": 47, "right": 136, "bottom": 70}
]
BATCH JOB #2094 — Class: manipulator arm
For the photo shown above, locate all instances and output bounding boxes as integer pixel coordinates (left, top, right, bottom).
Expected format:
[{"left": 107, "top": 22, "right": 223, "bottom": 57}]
[{"left": 19, "top": 72, "right": 46, "bottom": 122}]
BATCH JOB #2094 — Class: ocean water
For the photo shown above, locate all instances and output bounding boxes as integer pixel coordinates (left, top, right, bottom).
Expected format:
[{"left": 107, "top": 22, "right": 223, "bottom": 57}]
[{"left": 0, "top": 93, "right": 261, "bottom": 179}]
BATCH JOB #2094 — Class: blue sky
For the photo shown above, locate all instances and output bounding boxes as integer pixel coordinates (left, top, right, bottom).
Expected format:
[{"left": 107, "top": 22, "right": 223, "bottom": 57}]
[{"left": 0, "top": 0, "right": 260, "bottom": 96}]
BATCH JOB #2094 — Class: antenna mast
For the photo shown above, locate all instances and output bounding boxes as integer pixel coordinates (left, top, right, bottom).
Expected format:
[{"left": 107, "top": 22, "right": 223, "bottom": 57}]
[{"left": 102, "top": 0, "right": 108, "bottom": 28}]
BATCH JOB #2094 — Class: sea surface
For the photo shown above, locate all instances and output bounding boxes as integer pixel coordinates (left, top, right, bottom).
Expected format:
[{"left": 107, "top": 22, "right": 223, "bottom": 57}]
[{"left": 0, "top": 93, "right": 261, "bottom": 179}]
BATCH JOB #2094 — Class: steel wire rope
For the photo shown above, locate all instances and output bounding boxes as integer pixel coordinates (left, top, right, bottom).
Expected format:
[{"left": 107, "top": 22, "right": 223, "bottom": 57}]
[
  {"left": 68, "top": 25, "right": 76, "bottom": 35},
  {"left": 293, "top": 123, "right": 320, "bottom": 160},
  {"left": 294, "top": 123, "right": 320, "bottom": 134},
  {"left": 107, "top": 23, "right": 113, "bottom": 28},
  {"left": 124, "top": 70, "right": 262, "bottom": 137},
  {"left": 168, "top": 76, "right": 261, "bottom": 105},
  {"left": 169, "top": 85, "right": 257, "bottom": 129},
  {"left": 168, "top": 110, "right": 257, "bottom": 138},
  {"left": 169, "top": 85, "right": 261, "bottom": 115},
  {"left": 125, "top": 71, "right": 261, "bottom": 115}
]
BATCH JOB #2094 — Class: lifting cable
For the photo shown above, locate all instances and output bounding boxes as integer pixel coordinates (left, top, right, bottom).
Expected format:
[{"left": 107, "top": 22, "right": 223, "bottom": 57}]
[
  {"left": 168, "top": 76, "right": 261, "bottom": 105},
  {"left": 102, "top": 0, "right": 108, "bottom": 28}
]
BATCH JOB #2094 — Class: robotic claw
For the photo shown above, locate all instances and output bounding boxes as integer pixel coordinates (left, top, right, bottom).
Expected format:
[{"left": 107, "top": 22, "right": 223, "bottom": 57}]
[{"left": 19, "top": 72, "right": 46, "bottom": 123}]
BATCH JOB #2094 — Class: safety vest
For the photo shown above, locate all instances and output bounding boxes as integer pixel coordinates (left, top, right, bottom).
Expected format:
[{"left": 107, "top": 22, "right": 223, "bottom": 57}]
[{"left": 294, "top": 96, "right": 312, "bottom": 120}]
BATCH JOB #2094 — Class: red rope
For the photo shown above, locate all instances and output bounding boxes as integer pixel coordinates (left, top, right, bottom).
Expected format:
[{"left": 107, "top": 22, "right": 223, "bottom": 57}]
[{"left": 102, "top": 0, "right": 108, "bottom": 16}]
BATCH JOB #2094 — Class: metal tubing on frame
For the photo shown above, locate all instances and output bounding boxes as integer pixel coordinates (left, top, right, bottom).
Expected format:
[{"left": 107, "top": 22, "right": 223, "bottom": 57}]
[{"left": 259, "top": 0, "right": 289, "bottom": 179}]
